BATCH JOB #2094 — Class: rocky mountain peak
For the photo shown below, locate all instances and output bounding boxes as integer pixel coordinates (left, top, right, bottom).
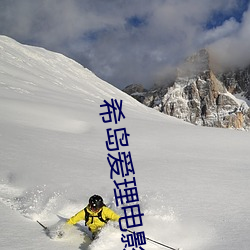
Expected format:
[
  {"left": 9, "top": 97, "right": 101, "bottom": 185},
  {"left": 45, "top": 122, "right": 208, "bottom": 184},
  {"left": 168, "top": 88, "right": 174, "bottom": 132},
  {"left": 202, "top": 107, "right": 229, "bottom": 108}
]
[
  {"left": 177, "top": 48, "right": 210, "bottom": 78},
  {"left": 123, "top": 49, "right": 250, "bottom": 130}
]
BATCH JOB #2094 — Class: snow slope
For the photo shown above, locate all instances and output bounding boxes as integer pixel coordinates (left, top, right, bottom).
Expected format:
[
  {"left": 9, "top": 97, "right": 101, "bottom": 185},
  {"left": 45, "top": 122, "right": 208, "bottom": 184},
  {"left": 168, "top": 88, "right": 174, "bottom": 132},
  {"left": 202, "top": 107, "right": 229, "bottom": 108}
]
[{"left": 0, "top": 35, "right": 250, "bottom": 250}]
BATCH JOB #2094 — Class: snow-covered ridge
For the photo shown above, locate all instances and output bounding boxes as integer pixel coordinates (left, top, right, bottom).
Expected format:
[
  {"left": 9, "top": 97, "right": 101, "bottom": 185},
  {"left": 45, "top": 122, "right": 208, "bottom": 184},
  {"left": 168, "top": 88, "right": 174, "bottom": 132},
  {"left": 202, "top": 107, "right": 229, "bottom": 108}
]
[
  {"left": 0, "top": 35, "right": 140, "bottom": 105},
  {"left": 0, "top": 35, "right": 155, "bottom": 134}
]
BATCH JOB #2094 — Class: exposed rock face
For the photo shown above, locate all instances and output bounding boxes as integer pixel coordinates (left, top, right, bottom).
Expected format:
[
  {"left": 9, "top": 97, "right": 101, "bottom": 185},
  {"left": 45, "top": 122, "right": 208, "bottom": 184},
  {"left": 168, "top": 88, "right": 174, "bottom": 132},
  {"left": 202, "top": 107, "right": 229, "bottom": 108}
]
[
  {"left": 217, "top": 66, "right": 250, "bottom": 99},
  {"left": 123, "top": 49, "right": 250, "bottom": 130},
  {"left": 123, "top": 84, "right": 147, "bottom": 103}
]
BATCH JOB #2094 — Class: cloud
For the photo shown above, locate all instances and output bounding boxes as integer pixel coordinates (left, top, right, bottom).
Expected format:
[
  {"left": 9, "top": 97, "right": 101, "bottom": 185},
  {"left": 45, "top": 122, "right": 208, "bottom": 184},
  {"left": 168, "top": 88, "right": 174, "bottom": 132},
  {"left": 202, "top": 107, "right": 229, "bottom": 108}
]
[
  {"left": 209, "top": 4, "right": 250, "bottom": 69},
  {"left": 200, "top": 18, "right": 240, "bottom": 45},
  {"left": 0, "top": 0, "right": 249, "bottom": 89}
]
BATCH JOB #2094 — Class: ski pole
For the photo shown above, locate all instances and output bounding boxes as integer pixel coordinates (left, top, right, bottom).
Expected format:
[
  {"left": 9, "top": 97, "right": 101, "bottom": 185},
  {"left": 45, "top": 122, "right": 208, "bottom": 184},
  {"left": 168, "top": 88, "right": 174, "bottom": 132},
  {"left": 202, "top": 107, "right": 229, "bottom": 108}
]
[
  {"left": 37, "top": 220, "right": 48, "bottom": 230},
  {"left": 126, "top": 229, "right": 181, "bottom": 250}
]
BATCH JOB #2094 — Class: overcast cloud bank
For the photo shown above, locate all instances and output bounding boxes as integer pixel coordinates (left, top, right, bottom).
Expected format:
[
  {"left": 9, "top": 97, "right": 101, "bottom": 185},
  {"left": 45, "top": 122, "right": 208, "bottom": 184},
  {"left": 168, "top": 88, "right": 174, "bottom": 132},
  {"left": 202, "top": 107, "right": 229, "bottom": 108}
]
[{"left": 0, "top": 0, "right": 249, "bottom": 88}]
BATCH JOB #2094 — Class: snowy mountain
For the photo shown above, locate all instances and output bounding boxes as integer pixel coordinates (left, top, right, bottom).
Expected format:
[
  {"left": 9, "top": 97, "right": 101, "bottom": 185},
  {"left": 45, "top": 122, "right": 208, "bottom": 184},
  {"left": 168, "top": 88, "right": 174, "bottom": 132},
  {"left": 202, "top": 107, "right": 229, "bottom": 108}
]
[
  {"left": 124, "top": 49, "right": 250, "bottom": 130},
  {"left": 0, "top": 36, "right": 250, "bottom": 250}
]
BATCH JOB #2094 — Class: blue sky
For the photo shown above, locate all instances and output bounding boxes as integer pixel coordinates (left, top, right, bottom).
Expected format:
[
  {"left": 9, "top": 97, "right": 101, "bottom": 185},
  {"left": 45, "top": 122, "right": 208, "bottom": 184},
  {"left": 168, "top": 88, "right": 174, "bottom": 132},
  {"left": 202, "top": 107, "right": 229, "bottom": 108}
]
[
  {"left": 0, "top": 0, "right": 249, "bottom": 89},
  {"left": 205, "top": 0, "right": 249, "bottom": 28}
]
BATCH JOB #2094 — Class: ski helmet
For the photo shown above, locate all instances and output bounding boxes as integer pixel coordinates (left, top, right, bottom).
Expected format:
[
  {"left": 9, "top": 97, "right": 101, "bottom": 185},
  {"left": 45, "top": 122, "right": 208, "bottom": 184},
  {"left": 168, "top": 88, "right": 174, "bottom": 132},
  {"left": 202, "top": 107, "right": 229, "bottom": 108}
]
[{"left": 89, "top": 195, "right": 104, "bottom": 210}]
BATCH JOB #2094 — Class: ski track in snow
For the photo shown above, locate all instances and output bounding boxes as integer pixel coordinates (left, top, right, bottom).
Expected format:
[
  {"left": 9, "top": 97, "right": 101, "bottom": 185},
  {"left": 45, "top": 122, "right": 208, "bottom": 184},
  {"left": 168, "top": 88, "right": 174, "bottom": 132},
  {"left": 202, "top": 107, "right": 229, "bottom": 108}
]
[
  {"left": 0, "top": 182, "right": 122, "bottom": 249},
  {"left": 0, "top": 181, "right": 97, "bottom": 249},
  {"left": 0, "top": 181, "right": 62, "bottom": 221},
  {"left": 0, "top": 179, "right": 214, "bottom": 250}
]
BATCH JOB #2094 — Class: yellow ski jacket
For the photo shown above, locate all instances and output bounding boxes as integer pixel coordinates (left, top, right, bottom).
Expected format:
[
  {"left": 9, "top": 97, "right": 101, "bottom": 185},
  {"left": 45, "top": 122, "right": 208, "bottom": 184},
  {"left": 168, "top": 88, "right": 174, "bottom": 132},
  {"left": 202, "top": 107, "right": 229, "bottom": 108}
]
[{"left": 67, "top": 206, "right": 120, "bottom": 233}]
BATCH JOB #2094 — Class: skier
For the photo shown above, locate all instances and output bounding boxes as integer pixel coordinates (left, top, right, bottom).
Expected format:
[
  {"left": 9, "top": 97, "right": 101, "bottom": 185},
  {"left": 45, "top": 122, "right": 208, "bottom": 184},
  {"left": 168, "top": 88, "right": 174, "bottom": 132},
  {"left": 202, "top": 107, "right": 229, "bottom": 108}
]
[{"left": 66, "top": 194, "right": 120, "bottom": 239}]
